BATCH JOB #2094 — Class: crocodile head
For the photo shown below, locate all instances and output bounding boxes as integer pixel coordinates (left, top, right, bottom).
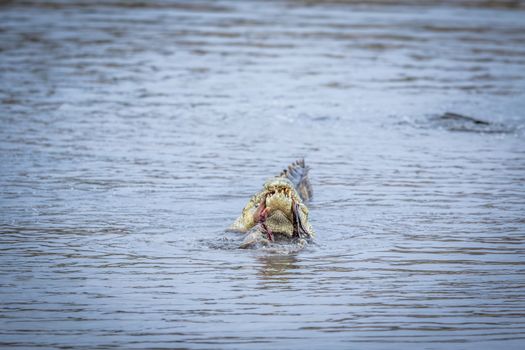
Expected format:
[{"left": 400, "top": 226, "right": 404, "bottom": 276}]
[{"left": 230, "top": 176, "right": 315, "bottom": 239}]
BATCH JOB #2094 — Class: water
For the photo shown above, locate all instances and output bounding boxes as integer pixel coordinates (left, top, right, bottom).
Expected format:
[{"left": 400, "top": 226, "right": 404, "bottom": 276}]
[{"left": 1, "top": 0, "right": 525, "bottom": 349}]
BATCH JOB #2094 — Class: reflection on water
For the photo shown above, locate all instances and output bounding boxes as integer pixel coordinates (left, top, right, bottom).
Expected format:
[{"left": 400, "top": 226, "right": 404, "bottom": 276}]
[
  {"left": 257, "top": 254, "right": 300, "bottom": 283},
  {"left": 1, "top": 0, "right": 525, "bottom": 349}
]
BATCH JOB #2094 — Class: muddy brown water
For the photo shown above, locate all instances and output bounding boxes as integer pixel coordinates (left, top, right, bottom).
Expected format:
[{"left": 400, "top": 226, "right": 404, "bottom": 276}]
[{"left": 1, "top": 1, "right": 525, "bottom": 349}]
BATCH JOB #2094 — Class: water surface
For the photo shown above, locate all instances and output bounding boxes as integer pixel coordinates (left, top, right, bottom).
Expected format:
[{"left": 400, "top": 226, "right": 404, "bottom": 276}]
[{"left": 1, "top": 0, "right": 525, "bottom": 349}]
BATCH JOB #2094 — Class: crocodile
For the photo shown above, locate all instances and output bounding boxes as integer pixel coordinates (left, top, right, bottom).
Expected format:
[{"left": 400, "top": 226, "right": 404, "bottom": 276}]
[{"left": 228, "top": 159, "right": 315, "bottom": 249}]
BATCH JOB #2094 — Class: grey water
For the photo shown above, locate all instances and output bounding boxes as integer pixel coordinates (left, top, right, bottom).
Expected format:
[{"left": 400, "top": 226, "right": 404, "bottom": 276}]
[{"left": 1, "top": 0, "right": 525, "bottom": 349}]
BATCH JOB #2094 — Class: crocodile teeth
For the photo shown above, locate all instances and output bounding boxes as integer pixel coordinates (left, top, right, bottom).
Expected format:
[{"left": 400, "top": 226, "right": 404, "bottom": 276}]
[{"left": 268, "top": 187, "right": 293, "bottom": 199}]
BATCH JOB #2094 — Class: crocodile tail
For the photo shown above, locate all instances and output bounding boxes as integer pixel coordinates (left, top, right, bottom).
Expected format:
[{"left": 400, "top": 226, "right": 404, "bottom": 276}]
[{"left": 279, "top": 159, "right": 313, "bottom": 202}]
